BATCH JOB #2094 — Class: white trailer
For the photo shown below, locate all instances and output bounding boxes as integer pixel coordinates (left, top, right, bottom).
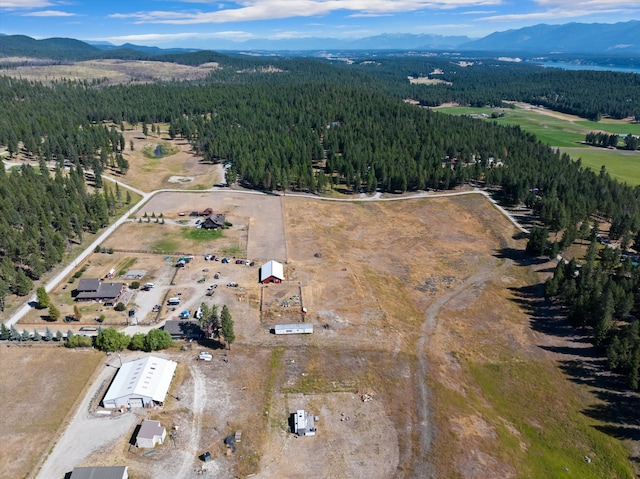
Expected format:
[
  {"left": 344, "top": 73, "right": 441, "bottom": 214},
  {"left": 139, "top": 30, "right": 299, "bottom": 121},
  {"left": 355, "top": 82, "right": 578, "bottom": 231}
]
[{"left": 274, "top": 323, "right": 313, "bottom": 335}]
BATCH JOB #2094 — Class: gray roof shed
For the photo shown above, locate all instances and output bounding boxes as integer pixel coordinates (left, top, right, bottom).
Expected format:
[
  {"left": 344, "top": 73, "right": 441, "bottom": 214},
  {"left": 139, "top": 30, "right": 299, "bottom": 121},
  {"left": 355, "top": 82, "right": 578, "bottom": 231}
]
[{"left": 70, "top": 465, "right": 128, "bottom": 479}]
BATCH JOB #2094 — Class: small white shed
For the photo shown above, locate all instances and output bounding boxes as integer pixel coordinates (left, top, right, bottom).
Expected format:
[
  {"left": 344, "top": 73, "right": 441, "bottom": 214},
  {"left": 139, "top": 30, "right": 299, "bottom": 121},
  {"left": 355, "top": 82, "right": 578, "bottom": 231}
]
[{"left": 136, "top": 419, "right": 166, "bottom": 448}]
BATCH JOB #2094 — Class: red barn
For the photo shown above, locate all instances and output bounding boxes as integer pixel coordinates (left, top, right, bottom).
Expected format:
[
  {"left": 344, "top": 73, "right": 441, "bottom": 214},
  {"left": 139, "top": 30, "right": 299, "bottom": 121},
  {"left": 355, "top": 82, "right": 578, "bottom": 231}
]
[{"left": 260, "top": 260, "right": 284, "bottom": 284}]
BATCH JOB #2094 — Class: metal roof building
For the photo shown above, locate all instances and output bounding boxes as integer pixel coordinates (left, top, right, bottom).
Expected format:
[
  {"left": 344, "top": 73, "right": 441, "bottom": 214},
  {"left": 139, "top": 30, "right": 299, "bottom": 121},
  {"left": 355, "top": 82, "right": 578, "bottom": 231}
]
[
  {"left": 69, "top": 466, "right": 128, "bottom": 479},
  {"left": 102, "top": 356, "right": 177, "bottom": 409},
  {"left": 260, "top": 260, "right": 285, "bottom": 284},
  {"left": 274, "top": 324, "right": 313, "bottom": 335}
]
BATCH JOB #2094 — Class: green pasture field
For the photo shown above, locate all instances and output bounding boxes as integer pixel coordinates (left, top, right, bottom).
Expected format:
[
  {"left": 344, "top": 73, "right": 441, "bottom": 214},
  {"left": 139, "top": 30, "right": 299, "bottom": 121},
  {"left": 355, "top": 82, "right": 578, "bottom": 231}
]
[
  {"left": 436, "top": 105, "right": 640, "bottom": 184},
  {"left": 564, "top": 148, "right": 640, "bottom": 186},
  {"left": 182, "top": 227, "right": 223, "bottom": 242},
  {"left": 467, "top": 360, "right": 635, "bottom": 478}
]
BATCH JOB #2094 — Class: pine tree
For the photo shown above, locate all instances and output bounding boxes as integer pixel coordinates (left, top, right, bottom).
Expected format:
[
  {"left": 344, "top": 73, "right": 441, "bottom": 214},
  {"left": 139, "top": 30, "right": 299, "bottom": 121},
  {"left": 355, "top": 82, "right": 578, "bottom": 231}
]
[
  {"left": 220, "top": 305, "right": 235, "bottom": 350},
  {"left": 36, "top": 286, "right": 51, "bottom": 309}
]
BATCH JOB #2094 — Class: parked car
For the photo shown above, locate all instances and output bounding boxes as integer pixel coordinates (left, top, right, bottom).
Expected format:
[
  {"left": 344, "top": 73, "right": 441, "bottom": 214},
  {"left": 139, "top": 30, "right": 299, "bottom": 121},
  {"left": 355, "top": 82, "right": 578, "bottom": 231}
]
[
  {"left": 235, "top": 259, "right": 244, "bottom": 264},
  {"left": 152, "top": 305, "right": 161, "bottom": 312},
  {"left": 199, "top": 351, "right": 213, "bottom": 361},
  {"left": 204, "top": 254, "right": 212, "bottom": 261},
  {"left": 214, "top": 272, "right": 220, "bottom": 279},
  {"left": 226, "top": 282, "right": 238, "bottom": 287}
]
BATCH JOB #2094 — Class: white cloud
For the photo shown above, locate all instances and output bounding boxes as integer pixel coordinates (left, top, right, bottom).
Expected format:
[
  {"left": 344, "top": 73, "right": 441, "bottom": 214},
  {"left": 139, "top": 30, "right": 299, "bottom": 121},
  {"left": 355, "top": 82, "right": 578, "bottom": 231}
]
[
  {"left": 480, "top": 7, "right": 635, "bottom": 21},
  {"left": 109, "top": 1, "right": 504, "bottom": 25},
  {"left": 480, "top": 0, "right": 639, "bottom": 21},
  {"left": 535, "top": 0, "right": 637, "bottom": 6},
  {"left": 0, "top": 0, "right": 53, "bottom": 7},
  {"left": 100, "top": 31, "right": 256, "bottom": 44},
  {"left": 461, "top": 10, "right": 497, "bottom": 14},
  {"left": 22, "top": 9, "right": 75, "bottom": 16}
]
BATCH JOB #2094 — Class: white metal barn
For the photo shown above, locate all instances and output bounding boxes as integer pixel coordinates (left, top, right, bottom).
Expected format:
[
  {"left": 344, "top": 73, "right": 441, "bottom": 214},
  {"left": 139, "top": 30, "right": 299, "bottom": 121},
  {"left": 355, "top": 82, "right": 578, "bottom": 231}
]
[
  {"left": 102, "top": 356, "right": 177, "bottom": 409},
  {"left": 274, "top": 323, "right": 313, "bottom": 335}
]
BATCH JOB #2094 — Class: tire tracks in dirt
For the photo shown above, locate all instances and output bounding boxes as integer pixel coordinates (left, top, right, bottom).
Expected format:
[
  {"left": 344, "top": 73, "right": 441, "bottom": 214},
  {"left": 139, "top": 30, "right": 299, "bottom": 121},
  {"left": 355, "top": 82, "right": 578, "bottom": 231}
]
[
  {"left": 160, "top": 361, "right": 208, "bottom": 479},
  {"left": 411, "top": 257, "right": 502, "bottom": 478}
]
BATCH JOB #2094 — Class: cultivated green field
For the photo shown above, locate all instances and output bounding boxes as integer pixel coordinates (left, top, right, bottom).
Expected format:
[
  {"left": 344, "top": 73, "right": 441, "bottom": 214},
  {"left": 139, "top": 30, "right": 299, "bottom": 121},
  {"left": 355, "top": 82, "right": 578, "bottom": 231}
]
[{"left": 436, "top": 105, "right": 640, "bottom": 185}]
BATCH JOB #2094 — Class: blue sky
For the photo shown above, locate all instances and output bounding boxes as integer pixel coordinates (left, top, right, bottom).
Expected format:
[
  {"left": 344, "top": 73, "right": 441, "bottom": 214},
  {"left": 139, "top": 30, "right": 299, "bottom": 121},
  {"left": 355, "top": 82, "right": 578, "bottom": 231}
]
[{"left": 1, "top": 0, "right": 639, "bottom": 47}]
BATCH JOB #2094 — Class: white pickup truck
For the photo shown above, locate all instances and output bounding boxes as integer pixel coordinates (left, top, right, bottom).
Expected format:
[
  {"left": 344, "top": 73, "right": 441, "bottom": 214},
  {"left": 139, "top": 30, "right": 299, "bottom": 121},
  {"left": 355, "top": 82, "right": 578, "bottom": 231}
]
[{"left": 199, "top": 351, "right": 213, "bottom": 361}]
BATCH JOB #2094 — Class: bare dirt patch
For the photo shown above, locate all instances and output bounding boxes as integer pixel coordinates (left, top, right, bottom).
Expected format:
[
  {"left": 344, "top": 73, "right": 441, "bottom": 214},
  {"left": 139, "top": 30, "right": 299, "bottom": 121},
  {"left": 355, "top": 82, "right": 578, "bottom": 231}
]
[{"left": 408, "top": 76, "right": 452, "bottom": 86}]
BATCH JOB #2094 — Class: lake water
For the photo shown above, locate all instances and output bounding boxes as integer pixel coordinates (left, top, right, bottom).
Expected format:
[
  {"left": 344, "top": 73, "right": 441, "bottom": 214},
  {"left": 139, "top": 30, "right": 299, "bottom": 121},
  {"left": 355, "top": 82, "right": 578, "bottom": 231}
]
[{"left": 539, "top": 61, "right": 640, "bottom": 74}]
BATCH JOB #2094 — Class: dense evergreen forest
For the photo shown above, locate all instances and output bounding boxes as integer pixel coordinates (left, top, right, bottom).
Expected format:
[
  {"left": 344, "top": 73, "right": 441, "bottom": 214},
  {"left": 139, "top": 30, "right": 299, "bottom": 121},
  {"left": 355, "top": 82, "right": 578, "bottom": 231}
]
[
  {"left": 0, "top": 162, "right": 123, "bottom": 310},
  {"left": 1, "top": 51, "right": 639, "bottom": 387}
]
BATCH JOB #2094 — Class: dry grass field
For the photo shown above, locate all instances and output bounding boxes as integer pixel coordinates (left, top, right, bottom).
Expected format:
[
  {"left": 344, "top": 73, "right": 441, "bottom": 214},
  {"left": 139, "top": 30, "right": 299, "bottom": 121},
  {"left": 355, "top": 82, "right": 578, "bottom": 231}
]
[
  {"left": 8, "top": 192, "right": 636, "bottom": 479},
  {"left": 118, "top": 129, "right": 222, "bottom": 192},
  {"left": 0, "top": 346, "right": 103, "bottom": 479},
  {"left": 2, "top": 59, "right": 220, "bottom": 85}
]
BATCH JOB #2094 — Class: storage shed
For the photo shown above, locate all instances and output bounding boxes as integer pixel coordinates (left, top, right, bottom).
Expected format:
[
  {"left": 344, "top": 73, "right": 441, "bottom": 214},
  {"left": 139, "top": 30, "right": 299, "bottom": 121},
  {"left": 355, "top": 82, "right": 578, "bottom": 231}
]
[
  {"left": 102, "top": 356, "right": 177, "bottom": 409},
  {"left": 135, "top": 419, "right": 166, "bottom": 448},
  {"left": 274, "top": 323, "right": 313, "bottom": 335},
  {"left": 70, "top": 466, "right": 128, "bottom": 479},
  {"left": 260, "top": 260, "right": 284, "bottom": 284}
]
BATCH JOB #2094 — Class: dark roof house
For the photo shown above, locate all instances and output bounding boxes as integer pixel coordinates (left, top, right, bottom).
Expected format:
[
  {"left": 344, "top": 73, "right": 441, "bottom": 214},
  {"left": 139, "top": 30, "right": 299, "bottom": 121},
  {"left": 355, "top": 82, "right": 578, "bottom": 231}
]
[
  {"left": 77, "top": 278, "right": 101, "bottom": 292},
  {"left": 201, "top": 214, "right": 226, "bottom": 230},
  {"left": 162, "top": 320, "right": 204, "bottom": 339},
  {"left": 75, "top": 279, "right": 125, "bottom": 303}
]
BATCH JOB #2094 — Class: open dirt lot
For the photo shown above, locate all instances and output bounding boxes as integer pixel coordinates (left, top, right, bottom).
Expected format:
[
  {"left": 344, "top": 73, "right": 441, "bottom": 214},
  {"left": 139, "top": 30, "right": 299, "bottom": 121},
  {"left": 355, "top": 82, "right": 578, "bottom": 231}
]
[
  {"left": 9, "top": 191, "right": 635, "bottom": 479},
  {"left": 126, "top": 191, "right": 287, "bottom": 261}
]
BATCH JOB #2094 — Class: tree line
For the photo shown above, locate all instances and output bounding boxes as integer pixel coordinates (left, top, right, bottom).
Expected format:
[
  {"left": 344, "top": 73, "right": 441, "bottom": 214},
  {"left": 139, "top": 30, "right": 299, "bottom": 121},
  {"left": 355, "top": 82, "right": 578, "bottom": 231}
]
[
  {"left": 543, "top": 235, "right": 640, "bottom": 389},
  {"left": 0, "top": 161, "right": 127, "bottom": 308},
  {"left": 585, "top": 131, "right": 640, "bottom": 150}
]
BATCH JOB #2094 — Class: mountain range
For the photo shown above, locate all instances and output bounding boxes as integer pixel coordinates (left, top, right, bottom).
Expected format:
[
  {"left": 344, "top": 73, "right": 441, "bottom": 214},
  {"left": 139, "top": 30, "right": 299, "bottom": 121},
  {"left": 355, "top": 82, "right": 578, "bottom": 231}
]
[{"left": 1, "top": 21, "right": 639, "bottom": 56}]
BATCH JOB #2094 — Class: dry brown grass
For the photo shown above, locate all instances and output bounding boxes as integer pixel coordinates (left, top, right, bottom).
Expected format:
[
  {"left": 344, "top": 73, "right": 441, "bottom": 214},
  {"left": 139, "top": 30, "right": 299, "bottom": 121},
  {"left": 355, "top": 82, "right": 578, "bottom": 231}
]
[
  {"left": 8, "top": 189, "right": 634, "bottom": 478},
  {"left": 408, "top": 76, "right": 452, "bottom": 85},
  {"left": 2, "top": 59, "right": 220, "bottom": 85},
  {"left": 0, "top": 345, "right": 103, "bottom": 479},
  {"left": 118, "top": 128, "right": 221, "bottom": 192}
]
